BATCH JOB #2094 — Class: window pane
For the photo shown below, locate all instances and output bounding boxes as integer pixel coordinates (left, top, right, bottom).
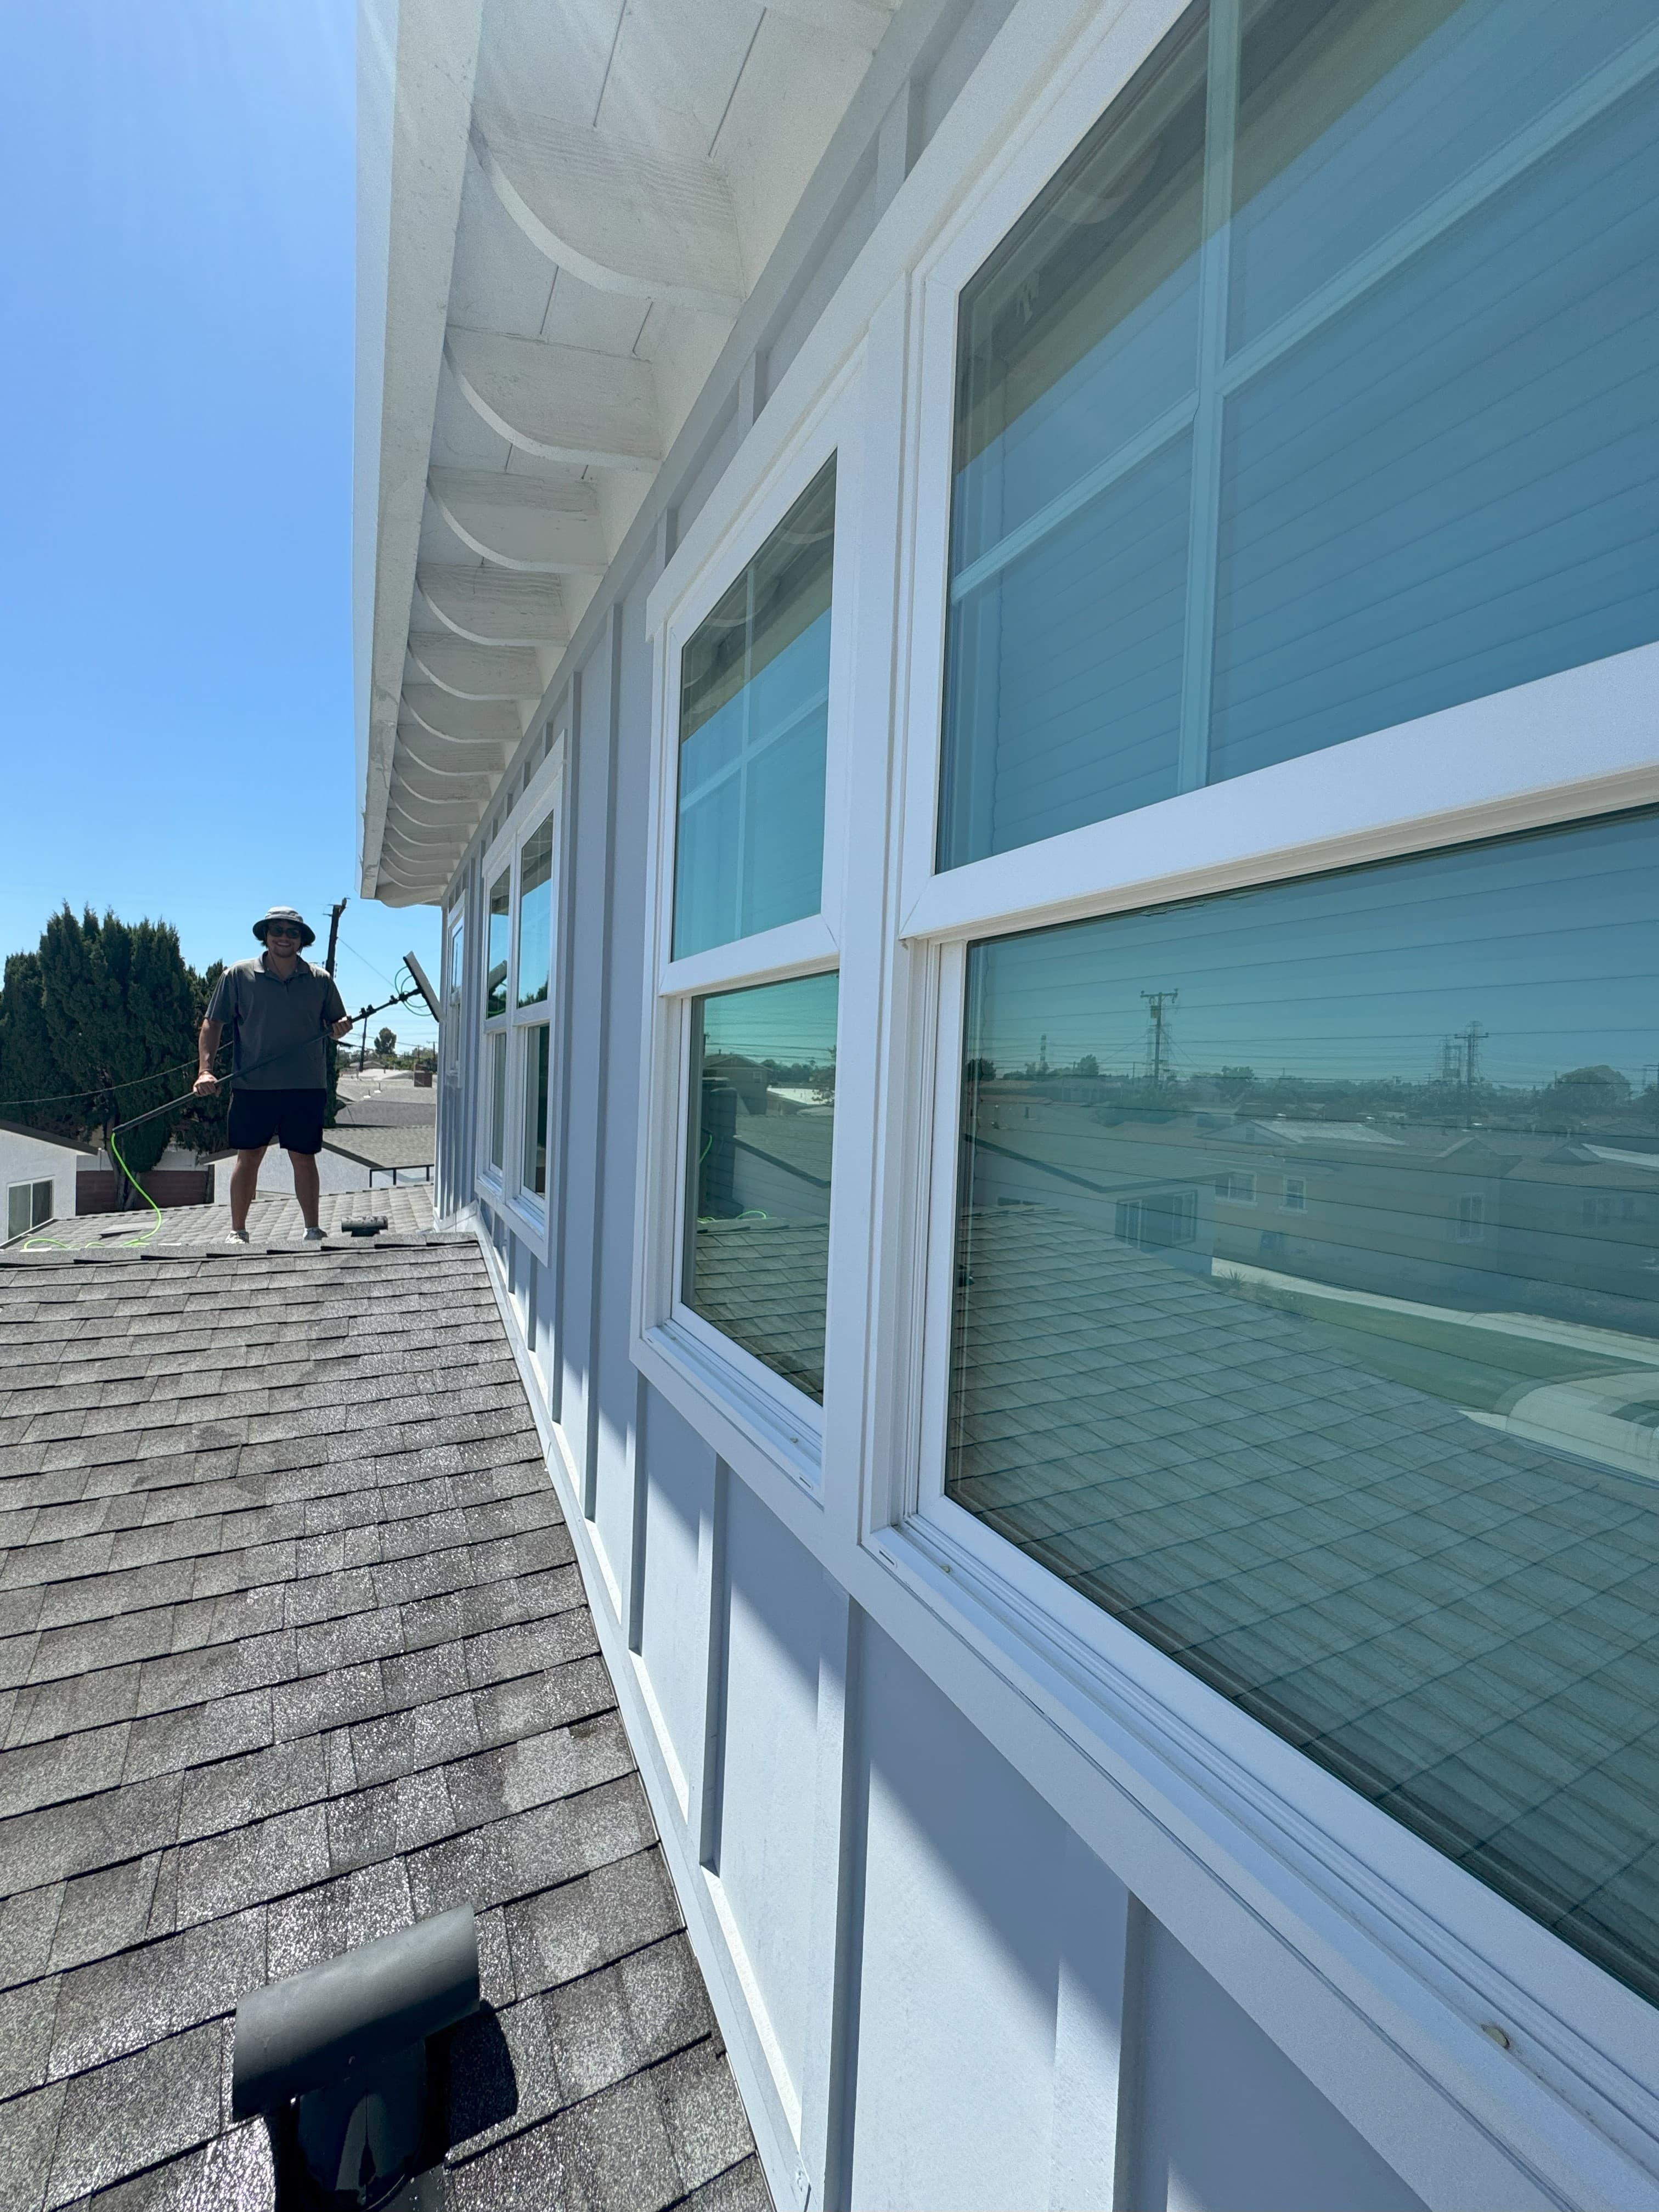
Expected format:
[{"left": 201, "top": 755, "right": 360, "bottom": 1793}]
[
  {"left": 487, "top": 1030, "right": 507, "bottom": 1172},
  {"left": 486, "top": 872, "right": 510, "bottom": 1019},
  {"left": 674, "top": 459, "right": 836, "bottom": 957},
  {"left": 1211, "top": 0, "right": 1659, "bottom": 782},
  {"left": 939, "top": 9, "right": 1205, "bottom": 868},
  {"left": 517, "top": 815, "right": 555, "bottom": 1008},
  {"left": 947, "top": 810, "right": 1659, "bottom": 2005},
  {"left": 683, "top": 970, "right": 838, "bottom": 1400},
  {"left": 938, "top": 0, "right": 1659, "bottom": 868},
  {"left": 522, "top": 1024, "right": 550, "bottom": 1197}
]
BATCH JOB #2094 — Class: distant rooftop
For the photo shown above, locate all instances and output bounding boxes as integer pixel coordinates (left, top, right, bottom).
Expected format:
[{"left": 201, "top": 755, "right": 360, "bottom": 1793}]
[{"left": 0, "top": 1229, "right": 769, "bottom": 2209}]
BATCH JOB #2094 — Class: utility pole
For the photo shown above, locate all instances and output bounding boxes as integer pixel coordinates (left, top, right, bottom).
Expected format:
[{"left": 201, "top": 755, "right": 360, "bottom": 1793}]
[
  {"left": 323, "top": 899, "right": 347, "bottom": 979},
  {"left": 1142, "top": 990, "right": 1177, "bottom": 1086},
  {"left": 1463, "top": 1021, "right": 1487, "bottom": 1094}
]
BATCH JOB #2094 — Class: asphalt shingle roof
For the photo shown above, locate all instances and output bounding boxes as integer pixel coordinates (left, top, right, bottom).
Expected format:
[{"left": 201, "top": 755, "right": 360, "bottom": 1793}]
[{"left": 0, "top": 1235, "right": 769, "bottom": 2211}]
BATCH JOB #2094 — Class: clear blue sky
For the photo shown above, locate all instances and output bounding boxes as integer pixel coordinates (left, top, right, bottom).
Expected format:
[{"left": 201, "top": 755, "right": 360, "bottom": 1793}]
[{"left": 0, "top": 0, "right": 439, "bottom": 1048}]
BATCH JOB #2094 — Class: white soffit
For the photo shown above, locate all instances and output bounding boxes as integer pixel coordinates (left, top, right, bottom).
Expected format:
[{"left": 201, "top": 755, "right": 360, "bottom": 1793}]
[{"left": 357, "top": 0, "right": 895, "bottom": 904}]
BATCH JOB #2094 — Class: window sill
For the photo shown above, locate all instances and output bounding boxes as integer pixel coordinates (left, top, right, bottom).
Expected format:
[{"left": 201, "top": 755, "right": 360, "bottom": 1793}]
[
  {"left": 867, "top": 1499, "right": 1659, "bottom": 2204},
  {"left": 637, "top": 1316, "right": 822, "bottom": 1502}
]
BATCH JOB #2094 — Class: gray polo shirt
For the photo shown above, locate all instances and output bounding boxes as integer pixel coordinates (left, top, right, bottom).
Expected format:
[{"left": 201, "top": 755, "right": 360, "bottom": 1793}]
[{"left": 205, "top": 956, "right": 347, "bottom": 1091}]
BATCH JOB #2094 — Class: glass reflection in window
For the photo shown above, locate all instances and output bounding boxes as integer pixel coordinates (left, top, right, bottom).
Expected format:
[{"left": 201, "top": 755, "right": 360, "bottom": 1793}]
[
  {"left": 486, "top": 870, "right": 510, "bottom": 1019},
  {"left": 674, "top": 459, "right": 836, "bottom": 958},
  {"left": 947, "top": 808, "right": 1659, "bottom": 2006},
  {"left": 939, "top": 0, "right": 1659, "bottom": 868},
  {"left": 487, "top": 1030, "right": 507, "bottom": 1173},
  {"left": 522, "top": 1025, "right": 550, "bottom": 1197},
  {"left": 517, "top": 815, "right": 554, "bottom": 1008},
  {"left": 683, "top": 970, "right": 838, "bottom": 1400}
]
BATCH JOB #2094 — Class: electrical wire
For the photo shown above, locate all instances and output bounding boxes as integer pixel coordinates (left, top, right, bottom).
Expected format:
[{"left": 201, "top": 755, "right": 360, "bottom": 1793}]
[{"left": 0, "top": 1056, "right": 201, "bottom": 1115}]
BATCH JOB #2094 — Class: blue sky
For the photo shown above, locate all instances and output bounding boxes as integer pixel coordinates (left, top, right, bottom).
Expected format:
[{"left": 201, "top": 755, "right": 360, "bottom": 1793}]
[{"left": 0, "top": 0, "right": 439, "bottom": 1047}]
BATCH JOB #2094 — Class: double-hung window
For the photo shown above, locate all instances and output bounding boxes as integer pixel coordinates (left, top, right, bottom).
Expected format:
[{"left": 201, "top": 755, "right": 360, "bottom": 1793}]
[
  {"left": 645, "top": 427, "right": 852, "bottom": 1441},
  {"left": 899, "top": 0, "right": 1659, "bottom": 2030},
  {"left": 477, "top": 747, "right": 563, "bottom": 1226}
]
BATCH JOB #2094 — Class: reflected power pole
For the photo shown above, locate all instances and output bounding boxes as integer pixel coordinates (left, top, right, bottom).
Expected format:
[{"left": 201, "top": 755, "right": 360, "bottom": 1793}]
[{"left": 1142, "top": 990, "right": 1178, "bottom": 1086}]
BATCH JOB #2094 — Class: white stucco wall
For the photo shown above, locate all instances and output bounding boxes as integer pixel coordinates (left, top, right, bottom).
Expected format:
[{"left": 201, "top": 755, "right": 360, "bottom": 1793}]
[{"left": 1, "top": 1128, "right": 97, "bottom": 1239}]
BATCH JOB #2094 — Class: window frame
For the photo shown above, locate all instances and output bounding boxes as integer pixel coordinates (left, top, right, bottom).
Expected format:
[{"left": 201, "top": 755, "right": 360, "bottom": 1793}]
[
  {"left": 474, "top": 738, "right": 566, "bottom": 1256},
  {"left": 634, "top": 370, "right": 865, "bottom": 1486},
  {"left": 865, "top": 0, "right": 1659, "bottom": 2179},
  {"left": 7, "top": 1177, "right": 54, "bottom": 1240}
]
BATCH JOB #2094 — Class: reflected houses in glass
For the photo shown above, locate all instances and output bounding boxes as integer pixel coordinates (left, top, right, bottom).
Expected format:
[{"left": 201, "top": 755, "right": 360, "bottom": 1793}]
[
  {"left": 947, "top": 809, "right": 1659, "bottom": 2005},
  {"left": 674, "top": 459, "right": 837, "bottom": 957},
  {"left": 485, "top": 870, "right": 511, "bottom": 1020},
  {"left": 684, "top": 971, "right": 839, "bottom": 1400},
  {"left": 938, "top": 0, "right": 1659, "bottom": 869}
]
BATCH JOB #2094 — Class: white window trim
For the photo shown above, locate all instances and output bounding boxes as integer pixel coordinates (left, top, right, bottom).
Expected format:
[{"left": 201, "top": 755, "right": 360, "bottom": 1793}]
[
  {"left": 873, "top": 0, "right": 1659, "bottom": 2191},
  {"left": 622, "top": 0, "right": 1659, "bottom": 2192},
  {"left": 475, "top": 737, "right": 566, "bottom": 1260},
  {"left": 633, "top": 368, "right": 865, "bottom": 1481}
]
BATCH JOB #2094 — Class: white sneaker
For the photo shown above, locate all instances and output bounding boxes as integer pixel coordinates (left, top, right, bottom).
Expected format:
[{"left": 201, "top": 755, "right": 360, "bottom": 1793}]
[
  {"left": 225, "top": 1229, "right": 249, "bottom": 1245},
  {"left": 303, "top": 1226, "right": 326, "bottom": 1242}
]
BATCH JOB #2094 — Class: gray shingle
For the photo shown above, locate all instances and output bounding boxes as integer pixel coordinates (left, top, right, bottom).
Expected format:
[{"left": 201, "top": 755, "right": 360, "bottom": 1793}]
[
  {"left": 45, "top": 2022, "right": 224, "bottom": 2207},
  {"left": 0, "top": 1240, "right": 759, "bottom": 2207}
]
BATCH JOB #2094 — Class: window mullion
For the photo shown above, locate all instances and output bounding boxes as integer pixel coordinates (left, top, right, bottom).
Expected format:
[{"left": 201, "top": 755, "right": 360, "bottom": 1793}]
[{"left": 1174, "top": 0, "right": 1240, "bottom": 796}]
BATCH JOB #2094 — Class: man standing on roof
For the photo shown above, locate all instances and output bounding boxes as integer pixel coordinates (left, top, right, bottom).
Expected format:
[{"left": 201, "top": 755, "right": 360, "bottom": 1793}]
[{"left": 195, "top": 907, "right": 353, "bottom": 1245}]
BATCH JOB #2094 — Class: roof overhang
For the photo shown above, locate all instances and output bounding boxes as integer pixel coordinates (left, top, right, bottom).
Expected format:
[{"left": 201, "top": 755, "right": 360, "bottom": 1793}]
[{"left": 356, "top": 0, "right": 896, "bottom": 906}]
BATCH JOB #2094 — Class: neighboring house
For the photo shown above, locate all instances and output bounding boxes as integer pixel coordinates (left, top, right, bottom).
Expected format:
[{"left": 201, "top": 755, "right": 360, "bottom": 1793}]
[
  {"left": 0, "top": 1119, "right": 97, "bottom": 1242},
  {"left": 357, "top": 4, "right": 1659, "bottom": 2208}
]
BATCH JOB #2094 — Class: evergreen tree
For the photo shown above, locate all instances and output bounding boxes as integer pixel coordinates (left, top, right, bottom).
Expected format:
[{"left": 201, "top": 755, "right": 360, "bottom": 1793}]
[
  {"left": 32, "top": 909, "right": 203, "bottom": 1181},
  {"left": 0, "top": 951, "right": 74, "bottom": 1136}
]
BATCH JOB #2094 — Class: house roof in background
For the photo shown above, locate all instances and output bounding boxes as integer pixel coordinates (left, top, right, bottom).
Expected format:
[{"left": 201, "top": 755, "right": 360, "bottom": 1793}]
[
  {"left": 0, "top": 1122, "right": 99, "bottom": 1156},
  {"left": 0, "top": 1233, "right": 769, "bottom": 2209}
]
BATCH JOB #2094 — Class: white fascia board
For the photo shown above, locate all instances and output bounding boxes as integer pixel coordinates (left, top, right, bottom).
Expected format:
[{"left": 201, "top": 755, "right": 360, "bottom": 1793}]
[{"left": 356, "top": 0, "right": 487, "bottom": 901}]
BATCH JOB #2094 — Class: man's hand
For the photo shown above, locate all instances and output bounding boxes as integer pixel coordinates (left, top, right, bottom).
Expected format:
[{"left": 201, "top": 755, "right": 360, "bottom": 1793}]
[
  {"left": 193, "top": 1071, "right": 219, "bottom": 1097},
  {"left": 331, "top": 1017, "right": 354, "bottom": 1040}
]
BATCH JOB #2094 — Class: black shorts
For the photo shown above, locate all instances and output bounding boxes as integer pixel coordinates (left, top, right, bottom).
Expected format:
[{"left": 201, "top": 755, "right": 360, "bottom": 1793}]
[{"left": 227, "top": 1087, "right": 326, "bottom": 1156}]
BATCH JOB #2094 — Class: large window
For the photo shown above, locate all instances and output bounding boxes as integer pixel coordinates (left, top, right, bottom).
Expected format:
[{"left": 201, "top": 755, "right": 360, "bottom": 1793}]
[
  {"left": 674, "top": 458, "right": 837, "bottom": 957},
  {"left": 682, "top": 972, "right": 839, "bottom": 1401},
  {"left": 937, "top": 0, "right": 1659, "bottom": 868},
  {"left": 945, "top": 808, "right": 1659, "bottom": 2005},
  {"left": 477, "top": 757, "right": 562, "bottom": 1215}
]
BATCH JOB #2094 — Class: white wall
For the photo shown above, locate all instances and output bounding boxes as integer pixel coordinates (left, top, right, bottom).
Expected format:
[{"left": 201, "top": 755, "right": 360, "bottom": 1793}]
[{"left": 1, "top": 1129, "right": 95, "bottom": 1236}]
